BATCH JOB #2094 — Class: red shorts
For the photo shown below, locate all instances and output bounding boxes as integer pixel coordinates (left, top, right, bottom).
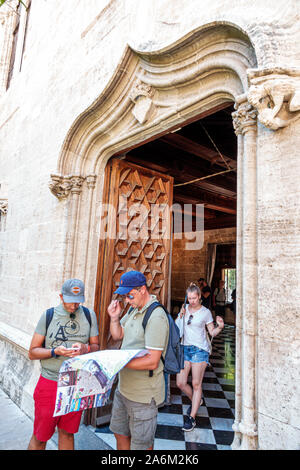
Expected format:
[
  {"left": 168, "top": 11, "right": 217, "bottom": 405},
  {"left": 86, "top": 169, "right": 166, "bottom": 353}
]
[{"left": 33, "top": 375, "right": 83, "bottom": 442}]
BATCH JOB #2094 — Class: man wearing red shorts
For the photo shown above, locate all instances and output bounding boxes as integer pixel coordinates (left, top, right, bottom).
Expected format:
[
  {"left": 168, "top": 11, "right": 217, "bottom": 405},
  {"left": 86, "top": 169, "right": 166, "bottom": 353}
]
[{"left": 27, "top": 279, "right": 99, "bottom": 450}]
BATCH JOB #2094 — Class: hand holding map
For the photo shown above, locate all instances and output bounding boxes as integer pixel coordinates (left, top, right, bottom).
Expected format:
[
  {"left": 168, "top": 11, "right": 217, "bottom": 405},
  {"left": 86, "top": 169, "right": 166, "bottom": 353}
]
[{"left": 53, "top": 349, "right": 148, "bottom": 416}]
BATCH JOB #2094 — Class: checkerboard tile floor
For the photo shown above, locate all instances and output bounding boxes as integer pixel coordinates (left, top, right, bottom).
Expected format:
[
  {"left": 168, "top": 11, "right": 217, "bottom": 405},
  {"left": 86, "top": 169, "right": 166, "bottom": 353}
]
[{"left": 94, "top": 325, "right": 236, "bottom": 450}]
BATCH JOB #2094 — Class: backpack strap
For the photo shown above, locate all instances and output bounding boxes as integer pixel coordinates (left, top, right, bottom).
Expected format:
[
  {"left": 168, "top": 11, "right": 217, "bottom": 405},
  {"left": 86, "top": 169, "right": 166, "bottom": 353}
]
[
  {"left": 142, "top": 301, "right": 167, "bottom": 377},
  {"left": 43, "top": 307, "right": 54, "bottom": 347},
  {"left": 142, "top": 301, "right": 161, "bottom": 331},
  {"left": 82, "top": 306, "right": 91, "bottom": 328}
]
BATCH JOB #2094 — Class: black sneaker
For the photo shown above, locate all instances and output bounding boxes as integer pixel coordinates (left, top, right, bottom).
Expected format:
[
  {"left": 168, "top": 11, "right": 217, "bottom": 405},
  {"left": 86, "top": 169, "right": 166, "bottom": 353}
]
[
  {"left": 182, "top": 415, "right": 196, "bottom": 432},
  {"left": 186, "top": 399, "right": 203, "bottom": 416}
]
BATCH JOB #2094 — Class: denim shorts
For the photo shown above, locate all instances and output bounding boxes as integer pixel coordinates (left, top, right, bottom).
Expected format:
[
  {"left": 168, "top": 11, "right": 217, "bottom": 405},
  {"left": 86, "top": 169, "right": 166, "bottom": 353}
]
[{"left": 183, "top": 345, "right": 210, "bottom": 364}]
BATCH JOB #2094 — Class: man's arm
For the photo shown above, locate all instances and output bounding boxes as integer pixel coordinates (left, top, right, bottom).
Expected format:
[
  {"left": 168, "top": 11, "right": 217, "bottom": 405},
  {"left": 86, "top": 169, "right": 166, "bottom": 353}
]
[
  {"left": 108, "top": 299, "right": 124, "bottom": 341},
  {"left": 125, "top": 349, "right": 162, "bottom": 371},
  {"left": 28, "top": 333, "right": 78, "bottom": 359}
]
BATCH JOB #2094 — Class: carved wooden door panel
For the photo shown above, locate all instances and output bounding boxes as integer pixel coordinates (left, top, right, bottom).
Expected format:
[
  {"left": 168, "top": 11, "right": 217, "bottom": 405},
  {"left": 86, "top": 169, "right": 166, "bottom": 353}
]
[
  {"left": 95, "top": 158, "right": 174, "bottom": 350},
  {"left": 85, "top": 158, "right": 173, "bottom": 426}
]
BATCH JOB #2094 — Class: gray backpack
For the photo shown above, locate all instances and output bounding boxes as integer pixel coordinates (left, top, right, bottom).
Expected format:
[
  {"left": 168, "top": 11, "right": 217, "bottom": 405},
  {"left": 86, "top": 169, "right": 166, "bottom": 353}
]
[{"left": 132, "top": 301, "right": 184, "bottom": 377}]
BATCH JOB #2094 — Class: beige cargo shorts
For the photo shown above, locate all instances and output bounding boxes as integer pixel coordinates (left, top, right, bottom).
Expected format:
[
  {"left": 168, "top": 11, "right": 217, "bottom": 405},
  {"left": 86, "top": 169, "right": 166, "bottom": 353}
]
[{"left": 109, "top": 389, "right": 158, "bottom": 450}]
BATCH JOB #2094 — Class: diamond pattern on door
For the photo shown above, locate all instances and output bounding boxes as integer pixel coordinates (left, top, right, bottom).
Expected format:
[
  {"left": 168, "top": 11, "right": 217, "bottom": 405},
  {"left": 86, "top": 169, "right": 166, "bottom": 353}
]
[{"left": 95, "top": 158, "right": 173, "bottom": 350}]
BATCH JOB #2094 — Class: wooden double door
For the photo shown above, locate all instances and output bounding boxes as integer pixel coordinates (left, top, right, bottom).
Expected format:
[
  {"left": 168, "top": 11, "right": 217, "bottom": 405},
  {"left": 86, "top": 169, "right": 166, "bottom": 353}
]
[
  {"left": 85, "top": 158, "right": 173, "bottom": 426},
  {"left": 95, "top": 158, "right": 174, "bottom": 350}
]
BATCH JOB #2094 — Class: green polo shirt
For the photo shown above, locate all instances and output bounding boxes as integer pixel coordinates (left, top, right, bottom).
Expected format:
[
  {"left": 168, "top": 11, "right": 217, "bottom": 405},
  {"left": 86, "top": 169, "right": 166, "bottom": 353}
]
[
  {"left": 35, "top": 304, "right": 99, "bottom": 381},
  {"left": 118, "top": 295, "right": 169, "bottom": 405}
]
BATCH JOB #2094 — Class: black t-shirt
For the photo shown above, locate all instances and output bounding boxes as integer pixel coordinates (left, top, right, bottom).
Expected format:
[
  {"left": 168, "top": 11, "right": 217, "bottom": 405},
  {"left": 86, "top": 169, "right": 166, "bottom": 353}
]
[{"left": 201, "top": 285, "right": 211, "bottom": 308}]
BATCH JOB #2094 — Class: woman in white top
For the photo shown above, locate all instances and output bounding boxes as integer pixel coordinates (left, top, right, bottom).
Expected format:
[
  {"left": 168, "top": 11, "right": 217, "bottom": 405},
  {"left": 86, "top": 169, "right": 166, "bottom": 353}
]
[{"left": 175, "top": 283, "right": 224, "bottom": 432}]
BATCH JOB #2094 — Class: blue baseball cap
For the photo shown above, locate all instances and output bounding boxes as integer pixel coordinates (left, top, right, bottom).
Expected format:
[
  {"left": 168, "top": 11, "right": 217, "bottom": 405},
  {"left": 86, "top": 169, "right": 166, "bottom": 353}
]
[
  {"left": 114, "top": 271, "right": 147, "bottom": 295},
  {"left": 61, "top": 279, "right": 85, "bottom": 303}
]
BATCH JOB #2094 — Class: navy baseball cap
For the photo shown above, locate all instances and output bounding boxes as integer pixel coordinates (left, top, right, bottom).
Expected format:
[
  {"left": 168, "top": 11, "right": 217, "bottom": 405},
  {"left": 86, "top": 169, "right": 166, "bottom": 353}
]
[
  {"left": 114, "top": 271, "right": 147, "bottom": 295},
  {"left": 61, "top": 279, "right": 85, "bottom": 303}
]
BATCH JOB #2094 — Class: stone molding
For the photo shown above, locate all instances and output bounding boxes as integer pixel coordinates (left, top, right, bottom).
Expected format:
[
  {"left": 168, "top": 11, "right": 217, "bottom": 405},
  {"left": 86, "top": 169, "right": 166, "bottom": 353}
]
[
  {"left": 247, "top": 67, "right": 300, "bottom": 130},
  {"left": 49, "top": 174, "right": 97, "bottom": 200}
]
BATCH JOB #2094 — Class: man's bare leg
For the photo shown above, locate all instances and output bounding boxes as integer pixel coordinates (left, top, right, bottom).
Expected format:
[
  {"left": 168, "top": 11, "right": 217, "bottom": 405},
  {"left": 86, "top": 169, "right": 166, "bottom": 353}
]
[
  {"left": 27, "top": 434, "right": 47, "bottom": 450},
  {"left": 58, "top": 428, "right": 74, "bottom": 450},
  {"left": 115, "top": 433, "right": 131, "bottom": 450}
]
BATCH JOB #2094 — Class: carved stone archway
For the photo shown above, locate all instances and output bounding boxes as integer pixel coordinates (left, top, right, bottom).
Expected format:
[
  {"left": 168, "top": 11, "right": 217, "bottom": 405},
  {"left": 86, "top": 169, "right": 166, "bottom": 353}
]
[{"left": 47, "top": 22, "right": 300, "bottom": 449}]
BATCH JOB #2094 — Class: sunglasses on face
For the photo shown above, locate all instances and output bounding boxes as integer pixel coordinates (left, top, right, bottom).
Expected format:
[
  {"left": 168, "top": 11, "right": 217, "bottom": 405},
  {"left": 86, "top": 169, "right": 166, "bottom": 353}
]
[
  {"left": 119, "top": 287, "right": 142, "bottom": 301},
  {"left": 187, "top": 314, "right": 193, "bottom": 325}
]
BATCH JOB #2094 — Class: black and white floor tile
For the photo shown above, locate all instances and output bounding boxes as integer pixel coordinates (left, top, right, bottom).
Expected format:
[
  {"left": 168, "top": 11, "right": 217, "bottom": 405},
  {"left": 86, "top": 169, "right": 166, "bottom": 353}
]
[{"left": 94, "top": 325, "right": 236, "bottom": 450}]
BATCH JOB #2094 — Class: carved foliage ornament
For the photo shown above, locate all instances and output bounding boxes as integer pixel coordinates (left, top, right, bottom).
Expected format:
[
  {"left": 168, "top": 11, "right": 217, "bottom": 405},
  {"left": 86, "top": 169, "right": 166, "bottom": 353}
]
[
  {"left": 232, "top": 102, "right": 257, "bottom": 135},
  {"left": 247, "top": 68, "right": 300, "bottom": 130},
  {"left": 0, "top": 199, "right": 8, "bottom": 215},
  {"left": 49, "top": 174, "right": 97, "bottom": 200}
]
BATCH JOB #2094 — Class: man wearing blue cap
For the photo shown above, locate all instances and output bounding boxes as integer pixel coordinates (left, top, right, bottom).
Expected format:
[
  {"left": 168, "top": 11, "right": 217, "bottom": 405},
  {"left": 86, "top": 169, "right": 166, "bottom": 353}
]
[
  {"left": 27, "top": 279, "right": 99, "bottom": 450},
  {"left": 108, "top": 270, "right": 169, "bottom": 450}
]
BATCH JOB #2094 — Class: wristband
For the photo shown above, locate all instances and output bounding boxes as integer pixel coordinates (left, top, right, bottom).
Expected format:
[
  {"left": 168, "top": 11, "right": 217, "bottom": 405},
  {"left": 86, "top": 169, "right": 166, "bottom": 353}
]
[
  {"left": 51, "top": 348, "right": 58, "bottom": 358},
  {"left": 86, "top": 344, "right": 91, "bottom": 353}
]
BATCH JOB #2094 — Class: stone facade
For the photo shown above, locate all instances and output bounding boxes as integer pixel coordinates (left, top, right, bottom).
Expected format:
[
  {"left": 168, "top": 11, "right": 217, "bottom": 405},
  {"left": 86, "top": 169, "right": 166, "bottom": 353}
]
[{"left": 0, "top": 0, "right": 299, "bottom": 450}]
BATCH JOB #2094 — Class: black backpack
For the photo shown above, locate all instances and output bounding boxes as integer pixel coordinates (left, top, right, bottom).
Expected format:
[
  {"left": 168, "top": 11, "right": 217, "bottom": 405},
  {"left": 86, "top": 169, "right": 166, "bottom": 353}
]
[
  {"left": 42, "top": 306, "right": 91, "bottom": 346},
  {"left": 129, "top": 301, "right": 184, "bottom": 377}
]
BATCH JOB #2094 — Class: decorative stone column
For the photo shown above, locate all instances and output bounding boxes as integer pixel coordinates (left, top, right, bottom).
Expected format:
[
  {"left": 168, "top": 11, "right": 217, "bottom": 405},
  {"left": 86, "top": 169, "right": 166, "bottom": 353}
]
[
  {"left": 64, "top": 175, "right": 85, "bottom": 279},
  {"left": 231, "top": 97, "right": 258, "bottom": 450},
  {"left": 231, "top": 98, "right": 244, "bottom": 449},
  {"left": 84, "top": 175, "right": 97, "bottom": 280},
  {"left": 49, "top": 173, "right": 96, "bottom": 282}
]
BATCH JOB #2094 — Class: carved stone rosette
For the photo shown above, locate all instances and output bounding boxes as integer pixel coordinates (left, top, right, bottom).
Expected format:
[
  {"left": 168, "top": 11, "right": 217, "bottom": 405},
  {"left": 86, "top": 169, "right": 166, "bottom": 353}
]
[{"left": 247, "top": 67, "right": 300, "bottom": 130}]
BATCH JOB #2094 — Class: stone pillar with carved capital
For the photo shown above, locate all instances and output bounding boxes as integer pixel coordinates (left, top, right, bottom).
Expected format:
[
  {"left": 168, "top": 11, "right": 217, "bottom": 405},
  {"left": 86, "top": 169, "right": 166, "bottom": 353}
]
[
  {"left": 83, "top": 175, "right": 97, "bottom": 283},
  {"left": 63, "top": 175, "right": 85, "bottom": 279},
  {"left": 231, "top": 98, "right": 258, "bottom": 450},
  {"left": 231, "top": 99, "right": 244, "bottom": 449}
]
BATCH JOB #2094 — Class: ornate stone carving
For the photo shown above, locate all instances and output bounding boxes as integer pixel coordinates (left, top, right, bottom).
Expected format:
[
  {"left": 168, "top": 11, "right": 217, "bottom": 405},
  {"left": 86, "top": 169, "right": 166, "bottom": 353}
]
[
  {"left": 49, "top": 174, "right": 88, "bottom": 199},
  {"left": 129, "top": 81, "right": 155, "bottom": 124},
  {"left": 86, "top": 174, "right": 97, "bottom": 190},
  {"left": 0, "top": 199, "right": 8, "bottom": 215},
  {"left": 49, "top": 174, "right": 72, "bottom": 200},
  {"left": 232, "top": 101, "right": 257, "bottom": 135},
  {"left": 247, "top": 68, "right": 300, "bottom": 130},
  {"left": 69, "top": 175, "right": 85, "bottom": 195}
]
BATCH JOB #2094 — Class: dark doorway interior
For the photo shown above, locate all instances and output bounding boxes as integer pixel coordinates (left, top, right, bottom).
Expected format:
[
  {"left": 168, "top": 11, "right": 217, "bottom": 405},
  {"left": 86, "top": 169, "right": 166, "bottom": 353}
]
[{"left": 122, "top": 103, "right": 237, "bottom": 232}]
